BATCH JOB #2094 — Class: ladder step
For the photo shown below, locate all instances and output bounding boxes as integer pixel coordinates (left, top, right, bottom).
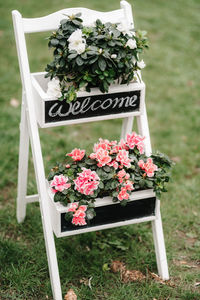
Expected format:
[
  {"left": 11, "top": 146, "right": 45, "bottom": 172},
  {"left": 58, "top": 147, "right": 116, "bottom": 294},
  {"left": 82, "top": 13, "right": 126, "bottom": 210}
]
[{"left": 25, "top": 194, "right": 39, "bottom": 203}]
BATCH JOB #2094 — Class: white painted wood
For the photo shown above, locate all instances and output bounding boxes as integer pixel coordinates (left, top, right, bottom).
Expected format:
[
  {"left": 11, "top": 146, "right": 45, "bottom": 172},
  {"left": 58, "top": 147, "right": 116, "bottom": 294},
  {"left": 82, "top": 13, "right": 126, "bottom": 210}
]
[
  {"left": 17, "top": 92, "right": 29, "bottom": 223},
  {"left": 48, "top": 184, "right": 155, "bottom": 212},
  {"left": 120, "top": 0, "right": 134, "bottom": 27},
  {"left": 12, "top": 10, "right": 62, "bottom": 300},
  {"left": 22, "top": 8, "right": 126, "bottom": 33},
  {"left": 25, "top": 194, "right": 39, "bottom": 203},
  {"left": 136, "top": 101, "right": 152, "bottom": 156},
  {"left": 121, "top": 117, "right": 134, "bottom": 140},
  {"left": 152, "top": 202, "right": 169, "bottom": 280},
  {"left": 59, "top": 215, "right": 156, "bottom": 238},
  {"left": 31, "top": 72, "right": 143, "bottom": 100}
]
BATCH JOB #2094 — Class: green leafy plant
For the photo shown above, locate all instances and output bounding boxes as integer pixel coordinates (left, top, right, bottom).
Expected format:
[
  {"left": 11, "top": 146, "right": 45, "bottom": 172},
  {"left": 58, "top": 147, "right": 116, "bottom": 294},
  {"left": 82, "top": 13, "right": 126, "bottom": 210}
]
[{"left": 45, "top": 13, "right": 148, "bottom": 102}]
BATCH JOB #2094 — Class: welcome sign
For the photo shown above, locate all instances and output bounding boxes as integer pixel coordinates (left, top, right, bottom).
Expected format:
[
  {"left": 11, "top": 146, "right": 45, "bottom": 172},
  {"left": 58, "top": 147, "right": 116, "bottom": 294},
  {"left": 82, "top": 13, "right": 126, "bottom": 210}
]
[{"left": 45, "top": 90, "right": 141, "bottom": 123}]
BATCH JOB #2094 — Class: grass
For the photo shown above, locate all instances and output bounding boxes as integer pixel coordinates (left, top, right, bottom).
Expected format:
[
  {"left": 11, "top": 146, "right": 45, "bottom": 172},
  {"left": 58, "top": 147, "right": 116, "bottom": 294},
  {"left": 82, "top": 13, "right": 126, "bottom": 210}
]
[{"left": 0, "top": 0, "right": 200, "bottom": 299}]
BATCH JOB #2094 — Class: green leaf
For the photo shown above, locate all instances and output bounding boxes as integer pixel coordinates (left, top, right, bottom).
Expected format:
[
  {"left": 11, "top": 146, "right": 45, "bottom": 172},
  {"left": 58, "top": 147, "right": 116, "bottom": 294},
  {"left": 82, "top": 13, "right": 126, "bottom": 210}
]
[
  {"left": 68, "top": 53, "right": 78, "bottom": 60},
  {"left": 102, "top": 263, "right": 110, "bottom": 271},
  {"left": 98, "top": 57, "right": 107, "bottom": 71},
  {"left": 50, "top": 38, "right": 59, "bottom": 46},
  {"left": 103, "top": 80, "right": 109, "bottom": 92},
  {"left": 99, "top": 181, "right": 104, "bottom": 189},
  {"left": 76, "top": 56, "right": 84, "bottom": 66},
  {"left": 54, "top": 192, "right": 63, "bottom": 202},
  {"left": 85, "top": 158, "right": 96, "bottom": 165},
  {"left": 86, "top": 208, "right": 96, "bottom": 220},
  {"left": 103, "top": 165, "right": 111, "bottom": 172}
]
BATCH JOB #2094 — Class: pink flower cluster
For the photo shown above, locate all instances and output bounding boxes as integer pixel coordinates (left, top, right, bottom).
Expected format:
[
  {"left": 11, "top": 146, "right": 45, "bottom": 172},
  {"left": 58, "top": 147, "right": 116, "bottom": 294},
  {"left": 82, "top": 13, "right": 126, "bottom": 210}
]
[
  {"left": 116, "top": 150, "right": 132, "bottom": 168},
  {"left": 74, "top": 168, "right": 100, "bottom": 195},
  {"left": 117, "top": 169, "right": 134, "bottom": 201},
  {"left": 67, "top": 148, "right": 85, "bottom": 161},
  {"left": 68, "top": 203, "right": 87, "bottom": 226},
  {"left": 126, "top": 132, "right": 145, "bottom": 154},
  {"left": 50, "top": 174, "right": 71, "bottom": 193},
  {"left": 138, "top": 158, "right": 158, "bottom": 177},
  {"left": 89, "top": 132, "right": 145, "bottom": 169}
]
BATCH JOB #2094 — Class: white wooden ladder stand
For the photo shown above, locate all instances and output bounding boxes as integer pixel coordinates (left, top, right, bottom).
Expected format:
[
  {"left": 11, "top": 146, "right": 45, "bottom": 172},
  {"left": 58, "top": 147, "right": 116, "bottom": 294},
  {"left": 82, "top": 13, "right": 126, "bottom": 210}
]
[{"left": 12, "top": 1, "right": 169, "bottom": 299}]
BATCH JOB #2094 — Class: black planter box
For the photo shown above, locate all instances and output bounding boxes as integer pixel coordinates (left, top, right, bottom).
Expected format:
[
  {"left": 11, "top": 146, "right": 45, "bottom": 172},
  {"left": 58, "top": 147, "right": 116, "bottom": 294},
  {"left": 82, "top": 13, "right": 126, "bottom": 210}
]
[{"left": 61, "top": 196, "right": 156, "bottom": 232}]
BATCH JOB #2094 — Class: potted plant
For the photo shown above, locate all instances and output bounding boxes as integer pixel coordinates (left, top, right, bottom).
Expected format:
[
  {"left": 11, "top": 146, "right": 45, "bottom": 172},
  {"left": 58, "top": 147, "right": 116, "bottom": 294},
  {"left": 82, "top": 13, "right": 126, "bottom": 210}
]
[
  {"left": 47, "top": 132, "right": 173, "bottom": 235},
  {"left": 30, "top": 13, "right": 148, "bottom": 127}
]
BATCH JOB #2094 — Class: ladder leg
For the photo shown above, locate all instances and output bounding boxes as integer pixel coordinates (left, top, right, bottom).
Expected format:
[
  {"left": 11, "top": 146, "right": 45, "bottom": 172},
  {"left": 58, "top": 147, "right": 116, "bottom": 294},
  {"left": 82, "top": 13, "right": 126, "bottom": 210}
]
[
  {"left": 136, "top": 103, "right": 152, "bottom": 156},
  {"left": 26, "top": 110, "right": 62, "bottom": 299},
  {"left": 121, "top": 116, "right": 134, "bottom": 139},
  {"left": 152, "top": 201, "right": 169, "bottom": 280},
  {"left": 39, "top": 200, "right": 62, "bottom": 300},
  {"left": 17, "top": 93, "right": 29, "bottom": 223}
]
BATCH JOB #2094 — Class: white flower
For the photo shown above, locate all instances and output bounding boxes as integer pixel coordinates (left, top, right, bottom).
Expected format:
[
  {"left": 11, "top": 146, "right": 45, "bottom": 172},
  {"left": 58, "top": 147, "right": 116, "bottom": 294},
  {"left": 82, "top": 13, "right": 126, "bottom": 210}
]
[
  {"left": 117, "top": 20, "right": 134, "bottom": 36},
  {"left": 68, "top": 29, "right": 86, "bottom": 54},
  {"left": 125, "top": 39, "right": 137, "bottom": 49},
  {"left": 132, "top": 57, "right": 136, "bottom": 64},
  {"left": 68, "top": 29, "right": 83, "bottom": 44},
  {"left": 111, "top": 54, "right": 117, "bottom": 59},
  {"left": 137, "top": 60, "right": 146, "bottom": 69},
  {"left": 69, "top": 42, "right": 86, "bottom": 54},
  {"left": 98, "top": 48, "right": 103, "bottom": 54},
  {"left": 47, "top": 78, "right": 62, "bottom": 98}
]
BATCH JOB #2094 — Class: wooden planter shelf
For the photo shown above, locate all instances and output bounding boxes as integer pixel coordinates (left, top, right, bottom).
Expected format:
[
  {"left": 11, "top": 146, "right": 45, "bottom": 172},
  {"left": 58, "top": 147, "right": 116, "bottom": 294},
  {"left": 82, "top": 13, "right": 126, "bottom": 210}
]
[
  {"left": 47, "top": 184, "right": 158, "bottom": 238},
  {"left": 31, "top": 72, "right": 145, "bottom": 128}
]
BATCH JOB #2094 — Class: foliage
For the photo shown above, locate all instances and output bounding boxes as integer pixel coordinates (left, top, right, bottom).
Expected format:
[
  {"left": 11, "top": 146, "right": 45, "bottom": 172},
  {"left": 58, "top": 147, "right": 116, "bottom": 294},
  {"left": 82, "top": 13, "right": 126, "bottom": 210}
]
[{"left": 45, "top": 13, "right": 148, "bottom": 102}]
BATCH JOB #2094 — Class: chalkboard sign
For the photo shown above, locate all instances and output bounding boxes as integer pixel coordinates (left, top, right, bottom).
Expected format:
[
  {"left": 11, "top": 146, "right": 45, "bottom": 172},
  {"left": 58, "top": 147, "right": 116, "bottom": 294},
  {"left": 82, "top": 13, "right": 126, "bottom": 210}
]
[
  {"left": 45, "top": 90, "right": 141, "bottom": 123},
  {"left": 60, "top": 197, "right": 156, "bottom": 232}
]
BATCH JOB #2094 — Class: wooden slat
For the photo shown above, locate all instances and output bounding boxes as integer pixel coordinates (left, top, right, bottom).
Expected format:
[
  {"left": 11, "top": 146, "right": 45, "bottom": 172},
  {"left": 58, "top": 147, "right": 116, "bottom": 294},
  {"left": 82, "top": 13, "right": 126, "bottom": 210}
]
[{"left": 23, "top": 8, "right": 124, "bottom": 33}]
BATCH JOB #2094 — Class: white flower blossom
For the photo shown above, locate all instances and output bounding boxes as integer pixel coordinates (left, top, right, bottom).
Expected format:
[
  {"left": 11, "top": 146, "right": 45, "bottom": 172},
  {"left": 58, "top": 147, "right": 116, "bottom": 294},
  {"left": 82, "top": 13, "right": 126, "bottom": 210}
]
[
  {"left": 69, "top": 42, "right": 86, "bottom": 54},
  {"left": 111, "top": 54, "right": 117, "bottom": 59},
  {"left": 47, "top": 78, "right": 62, "bottom": 98},
  {"left": 68, "top": 29, "right": 86, "bottom": 54},
  {"left": 137, "top": 60, "right": 146, "bottom": 69},
  {"left": 68, "top": 29, "right": 83, "bottom": 44},
  {"left": 125, "top": 39, "right": 137, "bottom": 49},
  {"left": 117, "top": 20, "right": 134, "bottom": 36}
]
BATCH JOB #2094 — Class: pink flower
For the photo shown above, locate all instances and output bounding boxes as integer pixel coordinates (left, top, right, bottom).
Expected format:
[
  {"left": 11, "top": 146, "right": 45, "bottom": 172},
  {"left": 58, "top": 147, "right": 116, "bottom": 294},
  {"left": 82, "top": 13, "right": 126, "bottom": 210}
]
[
  {"left": 90, "top": 148, "right": 111, "bottom": 167},
  {"left": 110, "top": 139, "right": 128, "bottom": 154},
  {"left": 138, "top": 158, "right": 158, "bottom": 177},
  {"left": 66, "top": 164, "right": 70, "bottom": 168},
  {"left": 124, "top": 180, "right": 134, "bottom": 191},
  {"left": 68, "top": 204, "right": 87, "bottom": 226},
  {"left": 67, "top": 148, "right": 85, "bottom": 161},
  {"left": 117, "top": 169, "right": 126, "bottom": 183},
  {"left": 93, "top": 138, "right": 111, "bottom": 152},
  {"left": 72, "top": 216, "right": 87, "bottom": 226},
  {"left": 116, "top": 150, "right": 132, "bottom": 168},
  {"left": 118, "top": 187, "right": 130, "bottom": 201},
  {"left": 68, "top": 202, "right": 78, "bottom": 212},
  {"left": 138, "top": 159, "right": 145, "bottom": 169},
  {"left": 125, "top": 173, "right": 130, "bottom": 180},
  {"left": 107, "top": 159, "right": 119, "bottom": 169},
  {"left": 74, "top": 168, "right": 100, "bottom": 195},
  {"left": 51, "top": 174, "right": 71, "bottom": 193},
  {"left": 117, "top": 169, "right": 126, "bottom": 178},
  {"left": 126, "top": 132, "right": 145, "bottom": 154}
]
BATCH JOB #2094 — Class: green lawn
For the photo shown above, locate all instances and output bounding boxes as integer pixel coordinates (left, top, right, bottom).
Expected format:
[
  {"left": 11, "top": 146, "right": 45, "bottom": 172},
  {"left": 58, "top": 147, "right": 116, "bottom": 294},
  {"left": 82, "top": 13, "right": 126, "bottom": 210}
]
[{"left": 0, "top": 0, "right": 200, "bottom": 299}]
